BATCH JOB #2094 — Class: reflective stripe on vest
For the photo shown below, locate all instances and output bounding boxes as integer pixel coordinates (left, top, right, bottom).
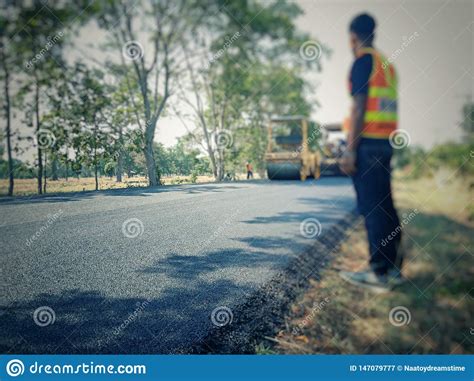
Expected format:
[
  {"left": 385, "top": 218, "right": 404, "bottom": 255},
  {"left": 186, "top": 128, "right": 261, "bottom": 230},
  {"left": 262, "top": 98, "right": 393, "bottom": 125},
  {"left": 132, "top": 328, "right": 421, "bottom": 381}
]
[{"left": 352, "top": 47, "right": 398, "bottom": 139}]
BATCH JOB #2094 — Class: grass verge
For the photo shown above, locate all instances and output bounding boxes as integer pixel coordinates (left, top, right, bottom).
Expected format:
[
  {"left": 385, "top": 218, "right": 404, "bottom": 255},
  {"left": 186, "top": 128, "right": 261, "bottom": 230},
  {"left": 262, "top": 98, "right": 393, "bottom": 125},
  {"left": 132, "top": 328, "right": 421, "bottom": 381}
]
[{"left": 260, "top": 173, "right": 473, "bottom": 354}]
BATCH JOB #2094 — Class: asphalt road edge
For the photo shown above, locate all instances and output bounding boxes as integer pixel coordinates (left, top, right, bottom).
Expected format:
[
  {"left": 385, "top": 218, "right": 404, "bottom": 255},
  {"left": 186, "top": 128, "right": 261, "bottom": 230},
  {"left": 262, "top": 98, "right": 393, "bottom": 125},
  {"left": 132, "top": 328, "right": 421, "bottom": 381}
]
[{"left": 190, "top": 209, "right": 359, "bottom": 354}]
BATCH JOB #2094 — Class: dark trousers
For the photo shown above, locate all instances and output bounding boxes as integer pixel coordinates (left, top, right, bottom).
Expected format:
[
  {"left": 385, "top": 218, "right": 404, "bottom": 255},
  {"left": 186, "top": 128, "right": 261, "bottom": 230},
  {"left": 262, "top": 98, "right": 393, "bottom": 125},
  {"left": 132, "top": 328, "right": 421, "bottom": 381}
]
[
  {"left": 247, "top": 171, "right": 253, "bottom": 179},
  {"left": 352, "top": 138, "right": 402, "bottom": 275}
]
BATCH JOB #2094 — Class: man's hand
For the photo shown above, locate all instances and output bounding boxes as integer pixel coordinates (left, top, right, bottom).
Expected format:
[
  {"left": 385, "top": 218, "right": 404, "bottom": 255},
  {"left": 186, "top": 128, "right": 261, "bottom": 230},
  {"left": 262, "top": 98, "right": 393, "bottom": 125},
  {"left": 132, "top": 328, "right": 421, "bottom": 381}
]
[{"left": 339, "top": 150, "right": 357, "bottom": 175}]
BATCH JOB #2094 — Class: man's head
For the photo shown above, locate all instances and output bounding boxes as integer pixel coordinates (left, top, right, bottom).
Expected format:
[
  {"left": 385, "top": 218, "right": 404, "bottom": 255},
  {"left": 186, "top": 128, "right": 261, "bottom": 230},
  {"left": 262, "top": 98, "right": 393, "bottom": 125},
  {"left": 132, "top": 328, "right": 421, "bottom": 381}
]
[{"left": 349, "top": 13, "right": 376, "bottom": 56}]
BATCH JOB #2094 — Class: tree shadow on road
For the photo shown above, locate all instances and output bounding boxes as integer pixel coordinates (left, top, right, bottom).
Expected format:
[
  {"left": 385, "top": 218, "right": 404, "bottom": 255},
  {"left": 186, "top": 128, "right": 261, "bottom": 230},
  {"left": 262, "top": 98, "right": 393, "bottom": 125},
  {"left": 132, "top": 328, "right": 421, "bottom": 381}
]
[
  {"left": 241, "top": 193, "right": 354, "bottom": 226},
  {"left": 1, "top": 228, "right": 335, "bottom": 354},
  {"left": 0, "top": 275, "right": 255, "bottom": 354}
]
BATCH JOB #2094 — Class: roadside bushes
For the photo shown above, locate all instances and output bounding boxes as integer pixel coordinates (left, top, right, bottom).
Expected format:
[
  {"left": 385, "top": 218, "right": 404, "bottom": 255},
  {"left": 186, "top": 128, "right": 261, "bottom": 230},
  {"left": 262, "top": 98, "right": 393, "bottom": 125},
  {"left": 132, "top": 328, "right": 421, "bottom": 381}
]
[{"left": 394, "top": 141, "right": 474, "bottom": 178}]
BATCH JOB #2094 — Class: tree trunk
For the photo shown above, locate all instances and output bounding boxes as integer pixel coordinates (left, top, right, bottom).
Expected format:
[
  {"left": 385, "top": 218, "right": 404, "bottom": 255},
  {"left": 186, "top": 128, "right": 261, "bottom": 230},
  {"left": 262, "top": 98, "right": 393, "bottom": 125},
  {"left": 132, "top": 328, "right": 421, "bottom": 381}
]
[
  {"left": 51, "top": 156, "right": 58, "bottom": 180},
  {"left": 1, "top": 46, "right": 14, "bottom": 196},
  {"left": 34, "top": 76, "right": 43, "bottom": 194},
  {"left": 213, "top": 131, "right": 225, "bottom": 181},
  {"left": 116, "top": 125, "right": 123, "bottom": 182},
  {"left": 43, "top": 151, "right": 47, "bottom": 193},
  {"left": 144, "top": 115, "right": 158, "bottom": 186},
  {"left": 95, "top": 163, "right": 98, "bottom": 191},
  {"left": 94, "top": 121, "right": 99, "bottom": 191},
  {"left": 144, "top": 136, "right": 157, "bottom": 186},
  {"left": 116, "top": 153, "right": 123, "bottom": 182},
  {"left": 65, "top": 151, "right": 69, "bottom": 181},
  {"left": 209, "top": 149, "right": 218, "bottom": 179},
  {"left": 203, "top": 130, "right": 217, "bottom": 179},
  {"left": 216, "top": 149, "right": 225, "bottom": 181}
]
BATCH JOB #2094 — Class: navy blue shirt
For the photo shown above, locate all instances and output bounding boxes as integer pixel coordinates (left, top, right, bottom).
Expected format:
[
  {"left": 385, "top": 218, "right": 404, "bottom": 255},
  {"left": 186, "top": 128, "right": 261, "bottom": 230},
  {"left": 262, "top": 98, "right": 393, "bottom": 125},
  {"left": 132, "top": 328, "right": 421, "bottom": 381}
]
[{"left": 350, "top": 54, "right": 372, "bottom": 96}]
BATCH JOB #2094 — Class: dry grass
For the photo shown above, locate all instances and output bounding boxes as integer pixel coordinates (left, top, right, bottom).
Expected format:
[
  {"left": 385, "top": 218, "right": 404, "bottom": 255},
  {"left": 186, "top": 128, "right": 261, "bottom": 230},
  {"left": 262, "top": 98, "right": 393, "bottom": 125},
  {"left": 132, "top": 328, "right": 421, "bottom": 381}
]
[
  {"left": 262, "top": 173, "right": 474, "bottom": 354},
  {"left": 0, "top": 174, "right": 234, "bottom": 196}
]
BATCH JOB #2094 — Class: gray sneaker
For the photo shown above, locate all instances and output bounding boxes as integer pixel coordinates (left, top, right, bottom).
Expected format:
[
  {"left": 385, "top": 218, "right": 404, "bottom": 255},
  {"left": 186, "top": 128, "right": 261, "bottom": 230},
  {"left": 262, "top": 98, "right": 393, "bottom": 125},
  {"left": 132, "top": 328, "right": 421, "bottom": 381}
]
[
  {"left": 339, "top": 269, "right": 390, "bottom": 293},
  {"left": 386, "top": 268, "right": 406, "bottom": 287}
]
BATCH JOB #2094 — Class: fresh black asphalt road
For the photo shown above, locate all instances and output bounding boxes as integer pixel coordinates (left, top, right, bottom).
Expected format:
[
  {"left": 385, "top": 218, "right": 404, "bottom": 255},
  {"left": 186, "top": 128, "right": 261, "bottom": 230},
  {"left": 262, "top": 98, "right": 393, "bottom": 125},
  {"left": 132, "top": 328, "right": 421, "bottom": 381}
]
[{"left": 0, "top": 178, "right": 355, "bottom": 353}]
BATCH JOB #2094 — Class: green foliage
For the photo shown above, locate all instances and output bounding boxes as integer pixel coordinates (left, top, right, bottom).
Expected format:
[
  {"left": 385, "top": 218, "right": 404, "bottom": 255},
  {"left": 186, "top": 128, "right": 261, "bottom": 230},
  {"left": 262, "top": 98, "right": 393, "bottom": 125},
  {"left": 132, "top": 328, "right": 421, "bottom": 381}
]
[
  {"left": 104, "top": 161, "right": 116, "bottom": 177},
  {"left": 155, "top": 141, "right": 211, "bottom": 177},
  {"left": 0, "top": 158, "right": 34, "bottom": 179},
  {"left": 395, "top": 142, "right": 474, "bottom": 178},
  {"left": 427, "top": 142, "right": 474, "bottom": 175}
]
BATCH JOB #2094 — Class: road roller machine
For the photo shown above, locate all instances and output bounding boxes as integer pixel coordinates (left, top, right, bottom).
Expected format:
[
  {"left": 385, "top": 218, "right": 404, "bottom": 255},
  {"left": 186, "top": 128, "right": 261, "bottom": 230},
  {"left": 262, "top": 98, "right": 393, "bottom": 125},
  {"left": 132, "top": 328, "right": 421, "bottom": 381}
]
[
  {"left": 265, "top": 116, "right": 320, "bottom": 181},
  {"left": 320, "top": 123, "right": 347, "bottom": 176}
]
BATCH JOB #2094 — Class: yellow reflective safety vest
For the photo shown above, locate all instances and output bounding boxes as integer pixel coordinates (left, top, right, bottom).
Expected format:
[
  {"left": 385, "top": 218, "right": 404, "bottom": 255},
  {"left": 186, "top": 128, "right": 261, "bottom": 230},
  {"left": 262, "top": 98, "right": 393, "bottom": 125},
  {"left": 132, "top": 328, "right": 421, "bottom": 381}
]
[{"left": 348, "top": 47, "right": 398, "bottom": 139}]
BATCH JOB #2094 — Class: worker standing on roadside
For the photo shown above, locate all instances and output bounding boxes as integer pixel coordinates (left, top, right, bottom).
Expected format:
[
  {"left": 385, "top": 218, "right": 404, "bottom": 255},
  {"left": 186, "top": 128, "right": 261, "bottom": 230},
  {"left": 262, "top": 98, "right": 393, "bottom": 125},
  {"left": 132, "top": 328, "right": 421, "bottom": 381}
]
[
  {"left": 339, "top": 13, "right": 403, "bottom": 292},
  {"left": 246, "top": 162, "right": 254, "bottom": 179}
]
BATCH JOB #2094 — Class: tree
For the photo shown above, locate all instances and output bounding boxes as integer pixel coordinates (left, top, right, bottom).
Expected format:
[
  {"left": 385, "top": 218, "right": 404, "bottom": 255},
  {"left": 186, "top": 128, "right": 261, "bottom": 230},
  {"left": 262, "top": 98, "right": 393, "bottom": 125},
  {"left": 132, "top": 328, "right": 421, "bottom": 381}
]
[
  {"left": 40, "top": 69, "right": 71, "bottom": 183},
  {"left": 13, "top": 1, "right": 93, "bottom": 194},
  {"left": 0, "top": 8, "right": 15, "bottom": 196},
  {"left": 102, "top": 73, "right": 138, "bottom": 182},
  {"left": 459, "top": 99, "right": 474, "bottom": 139},
  {"left": 174, "top": 0, "right": 327, "bottom": 180},
  {"left": 71, "top": 66, "right": 112, "bottom": 191},
  {"left": 94, "top": 0, "right": 216, "bottom": 186},
  {"left": 154, "top": 139, "right": 210, "bottom": 177}
]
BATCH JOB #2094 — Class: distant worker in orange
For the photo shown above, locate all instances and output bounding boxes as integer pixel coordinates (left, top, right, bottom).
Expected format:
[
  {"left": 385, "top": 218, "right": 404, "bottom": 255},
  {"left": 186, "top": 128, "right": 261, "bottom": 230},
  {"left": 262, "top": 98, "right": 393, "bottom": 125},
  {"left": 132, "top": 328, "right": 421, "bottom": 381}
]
[
  {"left": 339, "top": 13, "right": 403, "bottom": 292},
  {"left": 246, "top": 162, "right": 253, "bottom": 179}
]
